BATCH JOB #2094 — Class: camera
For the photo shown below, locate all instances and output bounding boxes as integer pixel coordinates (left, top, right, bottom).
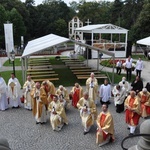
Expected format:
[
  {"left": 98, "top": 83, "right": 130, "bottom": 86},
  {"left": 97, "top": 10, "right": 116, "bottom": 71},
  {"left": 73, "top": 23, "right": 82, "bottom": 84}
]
[{"left": 123, "top": 81, "right": 125, "bottom": 84}]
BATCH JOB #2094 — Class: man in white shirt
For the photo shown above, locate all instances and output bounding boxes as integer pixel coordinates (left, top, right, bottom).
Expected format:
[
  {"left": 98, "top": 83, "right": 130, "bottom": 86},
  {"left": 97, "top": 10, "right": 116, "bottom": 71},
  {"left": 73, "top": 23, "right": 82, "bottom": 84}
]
[
  {"left": 125, "top": 56, "right": 132, "bottom": 81},
  {"left": 99, "top": 79, "right": 111, "bottom": 105},
  {"left": 135, "top": 57, "right": 143, "bottom": 78},
  {"left": 116, "top": 60, "right": 122, "bottom": 75}
]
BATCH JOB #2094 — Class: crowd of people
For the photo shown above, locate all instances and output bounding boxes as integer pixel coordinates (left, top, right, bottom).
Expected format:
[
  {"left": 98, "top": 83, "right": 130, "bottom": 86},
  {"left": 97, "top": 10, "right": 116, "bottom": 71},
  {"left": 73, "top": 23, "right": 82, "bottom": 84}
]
[{"left": 0, "top": 68, "right": 150, "bottom": 147}]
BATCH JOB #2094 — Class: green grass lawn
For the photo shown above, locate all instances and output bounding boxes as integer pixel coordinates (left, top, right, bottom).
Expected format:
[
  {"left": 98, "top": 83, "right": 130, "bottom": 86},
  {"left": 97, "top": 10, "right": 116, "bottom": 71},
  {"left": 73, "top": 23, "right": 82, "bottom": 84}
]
[
  {"left": 1, "top": 70, "right": 23, "bottom": 86},
  {"left": 2, "top": 56, "right": 135, "bottom": 87},
  {"left": 132, "top": 54, "right": 149, "bottom": 61},
  {"left": 3, "top": 58, "right": 22, "bottom": 66}
]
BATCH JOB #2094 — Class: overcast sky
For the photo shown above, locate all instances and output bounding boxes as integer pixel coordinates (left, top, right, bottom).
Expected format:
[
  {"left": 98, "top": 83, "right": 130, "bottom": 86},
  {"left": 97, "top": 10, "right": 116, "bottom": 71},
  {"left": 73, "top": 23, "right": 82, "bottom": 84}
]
[{"left": 21, "top": 0, "right": 114, "bottom": 6}]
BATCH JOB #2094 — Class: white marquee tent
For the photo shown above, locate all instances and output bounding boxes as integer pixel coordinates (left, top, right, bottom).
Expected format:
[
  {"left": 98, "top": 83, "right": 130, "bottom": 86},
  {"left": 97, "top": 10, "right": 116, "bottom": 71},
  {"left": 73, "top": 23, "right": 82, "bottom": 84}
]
[
  {"left": 21, "top": 33, "right": 115, "bottom": 83},
  {"left": 136, "top": 36, "right": 150, "bottom": 46},
  {"left": 75, "top": 24, "right": 128, "bottom": 58}
]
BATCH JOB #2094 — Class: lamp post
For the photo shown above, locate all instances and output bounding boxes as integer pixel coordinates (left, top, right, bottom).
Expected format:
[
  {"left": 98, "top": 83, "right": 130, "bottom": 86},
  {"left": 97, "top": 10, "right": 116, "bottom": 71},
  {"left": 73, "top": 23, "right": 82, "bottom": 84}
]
[{"left": 10, "top": 50, "right": 15, "bottom": 76}]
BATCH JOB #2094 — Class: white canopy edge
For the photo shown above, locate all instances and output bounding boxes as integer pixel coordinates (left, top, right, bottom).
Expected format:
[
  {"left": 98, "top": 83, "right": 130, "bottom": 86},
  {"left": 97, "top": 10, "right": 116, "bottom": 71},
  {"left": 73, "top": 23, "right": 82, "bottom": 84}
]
[
  {"left": 136, "top": 36, "right": 150, "bottom": 46},
  {"left": 75, "top": 24, "right": 128, "bottom": 34},
  {"left": 22, "top": 34, "right": 70, "bottom": 58}
]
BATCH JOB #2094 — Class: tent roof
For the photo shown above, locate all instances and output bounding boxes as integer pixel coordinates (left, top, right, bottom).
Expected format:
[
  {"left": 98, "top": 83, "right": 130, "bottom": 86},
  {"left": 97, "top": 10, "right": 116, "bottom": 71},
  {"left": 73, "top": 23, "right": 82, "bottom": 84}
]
[
  {"left": 75, "top": 24, "right": 128, "bottom": 34},
  {"left": 22, "top": 33, "right": 115, "bottom": 58},
  {"left": 136, "top": 36, "right": 150, "bottom": 46},
  {"left": 22, "top": 34, "right": 70, "bottom": 58}
]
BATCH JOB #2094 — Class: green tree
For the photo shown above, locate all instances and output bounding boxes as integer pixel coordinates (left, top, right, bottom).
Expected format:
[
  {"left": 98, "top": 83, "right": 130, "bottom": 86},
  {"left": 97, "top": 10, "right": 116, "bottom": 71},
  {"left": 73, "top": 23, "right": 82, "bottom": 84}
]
[
  {"left": 130, "top": 0, "right": 150, "bottom": 41},
  {"left": 8, "top": 8, "right": 26, "bottom": 46},
  {"left": 0, "top": 5, "right": 7, "bottom": 48},
  {"left": 54, "top": 18, "right": 68, "bottom": 37}
]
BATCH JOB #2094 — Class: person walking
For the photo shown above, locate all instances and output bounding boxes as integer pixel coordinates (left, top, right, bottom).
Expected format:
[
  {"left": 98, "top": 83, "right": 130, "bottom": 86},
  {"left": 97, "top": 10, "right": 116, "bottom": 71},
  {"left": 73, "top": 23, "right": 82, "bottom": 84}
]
[{"left": 135, "top": 57, "right": 143, "bottom": 78}]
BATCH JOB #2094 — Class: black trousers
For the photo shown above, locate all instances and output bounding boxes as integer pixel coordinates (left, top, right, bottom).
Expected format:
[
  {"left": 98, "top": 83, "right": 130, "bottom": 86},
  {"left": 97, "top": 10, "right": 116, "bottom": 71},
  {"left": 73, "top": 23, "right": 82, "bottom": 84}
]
[
  {"left": 136, "top": 69, "right": 141, "bottom": 78},
  {"left": 116, "top": 103, "right": 124, "bottom": 113},
  {"left": 116, "top": 67, "right": 121, "bottom": 75},
  {"left": 126, "top": 68, "right": 132, "bottom": 81}
]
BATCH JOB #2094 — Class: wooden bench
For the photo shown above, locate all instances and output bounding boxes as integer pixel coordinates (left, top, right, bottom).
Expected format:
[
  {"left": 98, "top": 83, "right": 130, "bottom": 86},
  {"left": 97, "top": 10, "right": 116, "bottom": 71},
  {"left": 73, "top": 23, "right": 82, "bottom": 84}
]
[
  {"left": 27, "top": 71, "right": 55, "bottom": 75},
  {"left": 71, "top": 69, "right": 97, "bottom": 72},
  {"left": 66, "top": 64, "right": 86, "bottom": 67},
  {"left": 27, "top": 68, "right": 53, "bottom": 71},
  {"left": 28, "top": 65, "right": 52, "bottom": 69},
  {"left": 33, "top": 78, "right": 59, "bottom": 82},
  {"left": 30, "top": 74, "right": 58, "bottom": 78},
  {"left": 29, "top": 58, "right": 49, "bottom": 61},
  {"left": 70, "top": 66, "right": 91, "bottom": 70},
  {"left": 65, "top": 62, "right": 84, "bottom": 64},
  {"left": 62, "top": 60, "right": 82, "bottom": 63},
  {"left": 76, "top": 75, "right": 107, "bottom": 80},
  {"left": 73, "top": 71, "right": 102, "bottom": 75},
  {"left": 28, "top": 62, "right": 51, "bottom": 66}
]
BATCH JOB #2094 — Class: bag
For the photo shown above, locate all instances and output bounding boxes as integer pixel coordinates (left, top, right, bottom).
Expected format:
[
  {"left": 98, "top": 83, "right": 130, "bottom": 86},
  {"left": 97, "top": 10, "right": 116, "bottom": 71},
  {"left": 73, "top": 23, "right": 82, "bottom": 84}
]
[{"left": 20, "top": 96, "right": 25, "bottom": 103}]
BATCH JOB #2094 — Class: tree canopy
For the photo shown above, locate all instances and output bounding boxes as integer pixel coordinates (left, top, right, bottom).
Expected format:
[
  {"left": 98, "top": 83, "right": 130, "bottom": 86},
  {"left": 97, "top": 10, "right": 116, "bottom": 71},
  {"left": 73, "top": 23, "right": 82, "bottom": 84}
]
[{"left": 0, "top": 0, "right": 149, "bottom": 49}]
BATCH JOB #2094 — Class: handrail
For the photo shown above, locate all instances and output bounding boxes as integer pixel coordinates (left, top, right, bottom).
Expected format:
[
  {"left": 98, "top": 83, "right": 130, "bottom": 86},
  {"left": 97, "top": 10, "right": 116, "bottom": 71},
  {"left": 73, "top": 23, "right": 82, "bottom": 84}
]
[{"left": 121, "top": 134, "right": 150, "bottom": 150}]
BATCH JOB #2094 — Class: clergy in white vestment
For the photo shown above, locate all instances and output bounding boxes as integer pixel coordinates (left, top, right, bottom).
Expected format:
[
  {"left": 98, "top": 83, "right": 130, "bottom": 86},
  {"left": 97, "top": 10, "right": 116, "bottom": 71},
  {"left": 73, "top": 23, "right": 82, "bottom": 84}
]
[
  {"left": 77, "top": 91, "right": 97, "bottom": 135},
  {"left": 7, "top": 73, "right": 21, "bottom": 108},
  {"left": 99, "top": 79, "right": 111, "bottom": 105},
  {"left": 55, "top": 85, "right": 70, "bottom": 109},
  {"left": 86, "top": 72, "right": 98, "bottom": 104},
  {"left": 0, "top": 74, "right": 8, "bottom": 111},
  {"left": 23, "top": 76, "right": 35, "bottom": 110},
  {"left": 119, "top": 77, "right": 131, "bottom": 97},
  {"left": 112, "top": 85, "right": 126, "bottom": 113},
  {"left": 31, "top": 82, "right": 47, "bottom": 124},
  {"left": 48, "top": 95, "right": 68, "bottom": 131}
]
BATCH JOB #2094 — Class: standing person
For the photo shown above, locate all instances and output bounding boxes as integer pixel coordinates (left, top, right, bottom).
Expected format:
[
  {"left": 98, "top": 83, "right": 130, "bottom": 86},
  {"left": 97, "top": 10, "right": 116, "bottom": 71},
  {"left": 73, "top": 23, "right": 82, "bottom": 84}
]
[
  {"left": 99, "top": 79, "right": 111, "bottom": 105},
  {"left": 48, "top": 95, "right": 68, "bottom": 131},
  {"left": 77, "top": 92, "right": 97, "bottom": 135},
  {"left": 138, "top": 88, "right": 150, "bottom": 118},
  {"left": 70, "top": 83, "right": 83, "bottom": 108},
  {"left": 0, "top": 74, "right": 8, "bottom": 111},
  {"left": 112, "top": 85, "right": 126, "bottom": 113},
  {"left": 145, "top": 82, "right": 150, "bottom": 92},
  {"left": 124, "top": 56, "right": 132, "bottom": 81},
  {"left": 31, "top": 82, "right": 47, "bottom": 124},
  {"left": 7, "top": 73, "right": 21, "bottom": 108},
  {"left": 116, "top": 60, "right": 122, "bottom": 75},
  {"left": 55, "top": 85, "right": 70, "bottom": 109},
  {"left": 42, "top": 80, "right": 55, "bottom": 104},
  {"left": 135, "top": 57, "right": 143, "bottom": 78},
  {"left": 23, "top": 76, "right": 35, "bottom": 110},
  {"left": 86, "top": 72, "right": 98, "bottom": 104},
  {"left": 131, "top": 76, "right": 143, "bottom": 94},
  {"left": 96, "top": 104, "right": 115, "bottom": 147},
  {"left": 119, "top": 77, "right": 131, "bottom": 97},
  {"left": 124, "top": 91, "right": 141, "bottom": 135}
]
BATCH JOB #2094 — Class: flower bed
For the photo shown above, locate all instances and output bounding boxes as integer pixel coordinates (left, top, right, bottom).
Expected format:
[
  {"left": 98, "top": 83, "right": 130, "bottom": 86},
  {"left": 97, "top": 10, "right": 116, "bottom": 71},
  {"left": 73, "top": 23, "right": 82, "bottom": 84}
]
[{"left": 100, "top": 59, "right": 136, "bottom": 70}]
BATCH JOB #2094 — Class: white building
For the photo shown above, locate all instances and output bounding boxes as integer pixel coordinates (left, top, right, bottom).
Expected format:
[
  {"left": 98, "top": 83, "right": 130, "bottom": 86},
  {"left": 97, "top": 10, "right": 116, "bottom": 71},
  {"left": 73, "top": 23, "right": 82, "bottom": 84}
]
[{"left": 68, "top": 16, "right": 83, "bottom": 40}]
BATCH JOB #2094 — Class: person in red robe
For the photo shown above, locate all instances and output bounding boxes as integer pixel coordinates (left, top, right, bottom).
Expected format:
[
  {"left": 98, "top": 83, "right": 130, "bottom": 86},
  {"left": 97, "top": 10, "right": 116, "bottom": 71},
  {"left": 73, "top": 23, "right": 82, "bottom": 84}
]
[
  {"left": 138, "top": 88, "right": 150, "bottom": 118},
  {"left": 124, "top": 91, "right": 141, "bottom": 135},
  {"left": 70, "top": 83, "right": 83, "bottom": 108},
  {"left": 96, "top": 103, "right": 115, "bottom": 147}
]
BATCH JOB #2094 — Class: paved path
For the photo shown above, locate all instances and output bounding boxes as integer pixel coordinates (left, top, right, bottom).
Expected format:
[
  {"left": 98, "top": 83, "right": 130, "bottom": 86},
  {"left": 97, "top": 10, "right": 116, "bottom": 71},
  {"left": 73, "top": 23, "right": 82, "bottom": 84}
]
[{"left": 0, "top": 55, "right": 149, "bottom": 150}]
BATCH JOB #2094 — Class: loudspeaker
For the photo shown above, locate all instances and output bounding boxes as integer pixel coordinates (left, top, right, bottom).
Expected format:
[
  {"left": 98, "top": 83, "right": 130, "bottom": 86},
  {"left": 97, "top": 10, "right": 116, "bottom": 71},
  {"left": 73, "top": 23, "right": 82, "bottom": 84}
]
[
  {"left": 84, "top": 40, "right": 92, "bottom": 59},
  {"left": 126, "top": 41, "right": 132, "bottom": 58}
]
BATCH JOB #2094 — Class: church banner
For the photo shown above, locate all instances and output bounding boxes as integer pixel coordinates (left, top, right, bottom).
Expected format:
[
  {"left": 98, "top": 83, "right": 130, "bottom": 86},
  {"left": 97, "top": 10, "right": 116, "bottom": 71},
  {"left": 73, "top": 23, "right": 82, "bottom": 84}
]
[{"left": 4, "top": 23, "right": 14, "bottom": 58}]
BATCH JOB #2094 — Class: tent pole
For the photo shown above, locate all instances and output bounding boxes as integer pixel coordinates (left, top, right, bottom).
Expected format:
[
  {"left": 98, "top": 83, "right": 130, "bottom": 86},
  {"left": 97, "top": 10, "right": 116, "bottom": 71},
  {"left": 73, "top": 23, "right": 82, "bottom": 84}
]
[
  {"left": 97, "top": 50, "right": 100, "bottom": 70},
  {"left": 86, "top": 47, "right": 88, "bottom": 66},
  {"left": 112, "top": 56, "right": 115, "bottom": 85},
  {"left": 21, "top": 58, "right": 25, "bottom": 84}
]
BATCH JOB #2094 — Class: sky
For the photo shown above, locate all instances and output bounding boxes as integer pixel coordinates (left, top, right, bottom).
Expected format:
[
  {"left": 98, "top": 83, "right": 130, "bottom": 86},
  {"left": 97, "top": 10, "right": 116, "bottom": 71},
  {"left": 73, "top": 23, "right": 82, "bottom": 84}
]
[{"left": 21, "top": 0, "right": 114, "bottom": 6}]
